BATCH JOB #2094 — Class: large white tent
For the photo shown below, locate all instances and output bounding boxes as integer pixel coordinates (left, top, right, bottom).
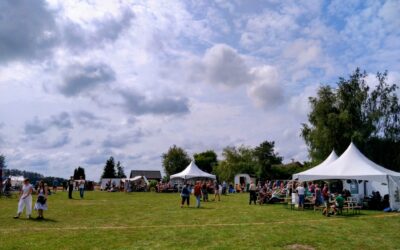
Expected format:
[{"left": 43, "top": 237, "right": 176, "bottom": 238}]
[
  {"left": 170, "top": 161, "right": 216, "bottom": 180},
  {"left": 293, "top": 150, "right": 338, "bottom": 180},
  {"left": 293, "top": 142, "right": 400, "bottom": 210}
]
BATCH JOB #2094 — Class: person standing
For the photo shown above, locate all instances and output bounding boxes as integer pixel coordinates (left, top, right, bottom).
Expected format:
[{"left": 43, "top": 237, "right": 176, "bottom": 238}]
[
  {"left": 14, "top": 178, "right": 33, "bottom": 219},
  {"left": 52, "top": 179, "right": 58, "bottom": 194},
  {"left": 34, "top": 180, "right": 48, "bottom": 220},
  {"left": 78, "top": 176, "right": 86, "bottom": 199},
  {"left": 194, "top": 181, "right": 202, "bottom": 208},
  {"left": 249, "top": 181, "right": 257, "bottom": 205},
  {"left": 314, "top": 184, "right": 323, "bottom": 206},
  {"left": 322, "top": 183, "right": 330, "bottom": 207},
  {"left": 68, "top": 176, "right": 74, "bottom": 199},
  {"left": 296, "top": 183, "right": 305, "bottom": 210},
  {"left": 180, "top": 183, "right": 190, "bottom": 208}
]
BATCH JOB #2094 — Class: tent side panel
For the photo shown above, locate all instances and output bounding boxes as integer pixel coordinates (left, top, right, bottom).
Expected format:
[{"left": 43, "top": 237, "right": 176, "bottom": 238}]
[{"left": 388, "top": 176, "right": 400, "bottom": 210}]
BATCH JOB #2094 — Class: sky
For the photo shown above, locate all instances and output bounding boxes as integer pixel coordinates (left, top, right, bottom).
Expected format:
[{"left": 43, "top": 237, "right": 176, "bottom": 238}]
[{"left": 1, "top": 0, "right": 400, "bottom": 180}]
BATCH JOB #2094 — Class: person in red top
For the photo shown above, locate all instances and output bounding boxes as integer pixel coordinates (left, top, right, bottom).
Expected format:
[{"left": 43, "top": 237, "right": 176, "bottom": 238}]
[
  {"left": 194, "top": 181, "right": 202, "bottom": 208},
  {"left": 322, "top": 183, "right": 330, "bottom": 207}
]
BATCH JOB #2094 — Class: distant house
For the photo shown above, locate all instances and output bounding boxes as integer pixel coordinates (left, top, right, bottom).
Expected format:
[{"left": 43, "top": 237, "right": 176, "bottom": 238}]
[{"left": 130, "top": 170, "right": 162, "bottom": 181}]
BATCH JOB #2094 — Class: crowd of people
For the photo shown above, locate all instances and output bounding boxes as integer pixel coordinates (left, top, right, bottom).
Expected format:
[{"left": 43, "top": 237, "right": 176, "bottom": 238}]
[
  {"left": 179, "top": 180, "right": 224, "bottom": 208},
  {"left": 7, "top": 176, "right": 393, "bottom": 219}
]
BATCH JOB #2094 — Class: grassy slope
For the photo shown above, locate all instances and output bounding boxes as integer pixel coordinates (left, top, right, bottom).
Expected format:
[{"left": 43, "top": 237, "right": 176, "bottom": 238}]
[{"left": 0, "top": 192, "right": 399, "bottom": 249}]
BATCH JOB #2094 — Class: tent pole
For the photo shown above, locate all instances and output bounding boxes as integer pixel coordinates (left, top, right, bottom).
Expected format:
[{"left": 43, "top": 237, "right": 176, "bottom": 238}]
[{"left": 387, "top": 175, "right": 392, "bottom": 209}]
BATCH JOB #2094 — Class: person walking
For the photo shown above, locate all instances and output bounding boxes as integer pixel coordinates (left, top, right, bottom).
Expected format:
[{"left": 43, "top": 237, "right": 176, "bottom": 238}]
[
  {"left": 34, "top": 180, "right": 48, "bottom": 220},
  {"left": 249, "top": 181, "right": 257, "bottom": 205},
  {"left": 194, "top": 181, "right": 202, "bottom": 208},
  {"left": 180, "top": 183, "right": 190, "bottom": 208},
  {"left": 68, "top": 176, "right": 74, "bottom": 199},
  {"left": 78, "top": 176, "right": 85, "bottom": 199},
  {"left": 14, "top": 178, "right": 33, "bottom": 219}
]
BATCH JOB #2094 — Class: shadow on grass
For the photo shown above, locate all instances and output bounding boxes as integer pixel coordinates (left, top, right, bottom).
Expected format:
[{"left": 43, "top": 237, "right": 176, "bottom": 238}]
[
  {"left": 30, "top": 218, "right": 58, "bottom": 223},
  {"left": 180, "top": 206, "right": 215, "bottom": 210}
]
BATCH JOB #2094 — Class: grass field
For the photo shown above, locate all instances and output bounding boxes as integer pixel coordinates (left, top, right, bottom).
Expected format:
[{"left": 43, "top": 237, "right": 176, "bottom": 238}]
[{"left": 1, "top": 191, "right": 399, "bottom": 250}]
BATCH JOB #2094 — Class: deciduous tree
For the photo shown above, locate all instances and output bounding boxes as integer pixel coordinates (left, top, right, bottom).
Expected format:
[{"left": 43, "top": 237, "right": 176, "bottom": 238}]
[{"left": 162, "top": 145, "right": 191, "bottom": 176}]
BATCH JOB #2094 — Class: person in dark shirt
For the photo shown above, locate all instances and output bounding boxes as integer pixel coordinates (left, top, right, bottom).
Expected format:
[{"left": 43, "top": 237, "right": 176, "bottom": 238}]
[
  {"left": 180, "top": 183, "right": 190, "bottom": 208},
  {"left": 68, "top": 176, "right": 74, "bottom": 199}
]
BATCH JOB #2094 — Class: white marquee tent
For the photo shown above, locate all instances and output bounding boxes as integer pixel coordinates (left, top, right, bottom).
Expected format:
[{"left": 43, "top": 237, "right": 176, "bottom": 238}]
[
  {"left": 170, "top": 161, "right": 216, "bottom": 180},
  {"left": 293, "top": 142, "right": 400, "bottom": 210},
  {"left": 293, "top": 150, "right": 338, "bottom": 180}
]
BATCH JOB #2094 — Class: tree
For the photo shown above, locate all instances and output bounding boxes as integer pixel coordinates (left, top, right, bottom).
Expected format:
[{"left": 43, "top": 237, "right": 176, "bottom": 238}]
[
  {"left": 193, "top": 150, "right": 218, "bottom": 173},
  {"left": 253, "top": 140, "right": 283, "bottom": 180},
  {"left": 73, "top": 167, "right": 86, "bottom": 180},
  {"left": 302, "top": 68, "right": 400, "bottom": 170},
  {"left": 101, "top": 156, "right": 117, "bottom": 178},
  {"left": 214, "top": 146, "right": 258, "bottom": 182},
  {"left": 116, "top": 161, "right": 126, "bottom": 178},
  {"left": 162, "top": 145, "right": 191, "bottom": 176}
]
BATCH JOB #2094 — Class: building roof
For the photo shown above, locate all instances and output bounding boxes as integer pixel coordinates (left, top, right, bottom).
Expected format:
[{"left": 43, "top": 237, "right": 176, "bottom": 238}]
[{"left": 130, "top": 170, "right": 162, "bottom": 179}]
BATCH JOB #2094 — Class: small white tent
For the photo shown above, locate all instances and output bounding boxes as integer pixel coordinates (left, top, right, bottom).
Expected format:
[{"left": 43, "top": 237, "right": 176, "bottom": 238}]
[
  {"left": 170, "top": 161, "right": 216, "bottom": 180},
  {"left": 293, "top": 143, "right": 400, "bottom": 210}
]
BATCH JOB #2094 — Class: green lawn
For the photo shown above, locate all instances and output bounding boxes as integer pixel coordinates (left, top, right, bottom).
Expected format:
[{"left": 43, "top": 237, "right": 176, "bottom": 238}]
[{"left": 0, "top": 191, "right": 399, "bottom": 249}]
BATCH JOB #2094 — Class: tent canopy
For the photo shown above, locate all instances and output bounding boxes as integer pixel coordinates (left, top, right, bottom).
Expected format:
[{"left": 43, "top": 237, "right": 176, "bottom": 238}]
[
  {"left": 293, "top": 150, "right": 338, "bottom": 181},
  {"left": 170, "top": 161, "right": 216, "bottom": 180},
  {"left": 293, "top": 142, "right": 400, "bottom": 183}
]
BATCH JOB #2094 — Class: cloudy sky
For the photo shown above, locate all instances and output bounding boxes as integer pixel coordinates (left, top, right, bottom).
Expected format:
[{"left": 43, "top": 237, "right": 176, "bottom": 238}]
[{"left": 1, "top": 0, "right": 399, "bottom": 180}]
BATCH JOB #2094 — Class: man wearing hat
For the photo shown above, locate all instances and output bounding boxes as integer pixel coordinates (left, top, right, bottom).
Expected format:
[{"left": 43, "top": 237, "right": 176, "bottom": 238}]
[{"left": 14, "top": 178, "right": 33, "bottom": 219}]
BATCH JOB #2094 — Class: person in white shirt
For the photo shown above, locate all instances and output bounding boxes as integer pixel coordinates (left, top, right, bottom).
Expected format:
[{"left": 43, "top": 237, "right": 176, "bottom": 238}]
[
  {"left": 78, "top": 176, "right": 86, "bottom": 199},
  {"left": 296, "top": 183, "right": 305, "bottom": 210},
  {"left": 249, "top": 181, "right": 257, "bottom": 205},
  {"left": 14, "top": 178, "right": 33, "bottom": 219}
]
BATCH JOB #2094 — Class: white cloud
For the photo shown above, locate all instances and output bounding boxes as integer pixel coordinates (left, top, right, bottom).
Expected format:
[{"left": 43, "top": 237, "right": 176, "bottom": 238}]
[
  {"left": 202, "top": 44, "right": 251, "bottom": 87},
  {"left": 247, "top": 66, "right": 283, "bottom": 108}
]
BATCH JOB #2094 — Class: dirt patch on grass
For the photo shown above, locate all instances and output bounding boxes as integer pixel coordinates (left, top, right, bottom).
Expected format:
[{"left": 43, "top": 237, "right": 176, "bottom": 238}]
[{"left": 285, "top": 244, "right": 315, "bottom": 250}]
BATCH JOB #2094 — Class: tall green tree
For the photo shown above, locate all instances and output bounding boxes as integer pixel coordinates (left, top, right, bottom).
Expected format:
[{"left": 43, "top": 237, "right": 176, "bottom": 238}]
[
  {"left": 302, "top": 68, "right": 400, "bottom": 169},
  {"left": 253, "top": 140, "right": 283, "bottom": 180},
  {"left": 101, "top": 156, "right": 117, "bottom": 178},
  {"left": 162, "top": 145, "right": 191, "bottom": 176},
  {"left": 116, "top": 161, "right": 126, "bottom": 178},
  {"left": 194, "top": 150, "right": 218, "bottom": 173},
  {"left": 214, "top": 146, "right": 257, "bottom": 182},
  {"left": 73, "top": 166, "right": 86, "bottom": 180}
]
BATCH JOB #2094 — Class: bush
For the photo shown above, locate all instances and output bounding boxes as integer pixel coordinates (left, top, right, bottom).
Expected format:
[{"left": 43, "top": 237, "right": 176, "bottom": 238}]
[{"left": 149, "top": 180, "right": 158, "bottom": 191}]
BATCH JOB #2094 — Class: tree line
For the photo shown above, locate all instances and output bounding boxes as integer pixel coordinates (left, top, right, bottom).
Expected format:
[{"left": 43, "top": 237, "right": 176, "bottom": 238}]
[
  {"left": 161, "top": 140, "right": 287, "bottom": 182},
  {"left": 100, "top": 156, "right": 126, "bottom": 179}
]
